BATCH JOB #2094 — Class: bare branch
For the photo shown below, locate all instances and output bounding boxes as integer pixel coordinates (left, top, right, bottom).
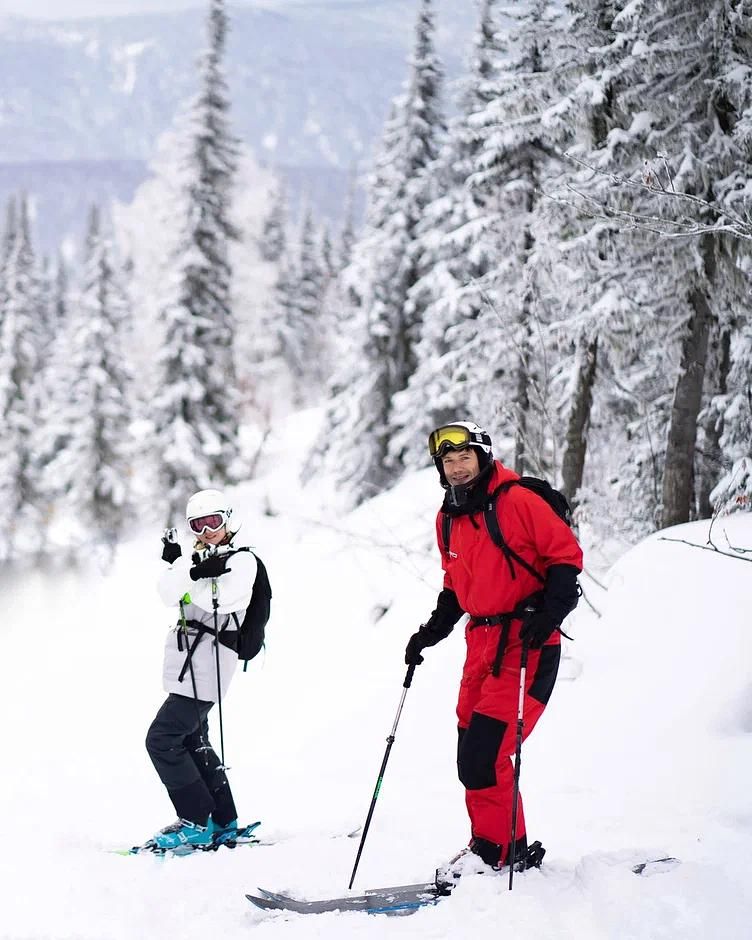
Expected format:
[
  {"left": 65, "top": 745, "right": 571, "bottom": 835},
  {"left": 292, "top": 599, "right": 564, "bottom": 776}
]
[{"left": 658, "top": 536, "right": 752, "bottom": 563}]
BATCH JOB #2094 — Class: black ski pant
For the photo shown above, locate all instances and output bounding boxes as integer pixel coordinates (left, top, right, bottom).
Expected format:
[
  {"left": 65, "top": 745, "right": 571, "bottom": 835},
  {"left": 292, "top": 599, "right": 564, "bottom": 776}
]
[{"left": 145, "top": 693, "right": 237, "bottom": 827}]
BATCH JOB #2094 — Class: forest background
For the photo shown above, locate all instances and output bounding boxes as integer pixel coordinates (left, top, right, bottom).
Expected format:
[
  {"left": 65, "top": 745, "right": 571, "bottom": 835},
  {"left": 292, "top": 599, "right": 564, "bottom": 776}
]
[{"left": 1, "top": 0, "right": 751, "bottom": 562}]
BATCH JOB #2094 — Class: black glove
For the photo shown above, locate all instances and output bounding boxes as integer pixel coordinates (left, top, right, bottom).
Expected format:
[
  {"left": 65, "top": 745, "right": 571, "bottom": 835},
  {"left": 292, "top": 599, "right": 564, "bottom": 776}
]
[
  {"left": 161, "top": 539, "right": 182, "bottom": 564},
  {"left": 519, "top": 609, "right": 559, "bottom": 649},
  {"left": 518, "top": 565, "right": 580, "bottom": 649},
  {"left": 405, "top": 626, "right": 441, "bottom": 665},
  {"left": 405, "top": 588, "right": 464, "bottom": 665},
  {"left": 189, "top": 554, "right": 231, "bottom": 581}
]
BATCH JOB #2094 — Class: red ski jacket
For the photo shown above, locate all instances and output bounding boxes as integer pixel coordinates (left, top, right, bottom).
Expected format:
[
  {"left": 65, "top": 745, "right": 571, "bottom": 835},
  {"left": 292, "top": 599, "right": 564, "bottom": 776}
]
[{"left": 436, "top": 461, "right": 583, "bottom": 620}]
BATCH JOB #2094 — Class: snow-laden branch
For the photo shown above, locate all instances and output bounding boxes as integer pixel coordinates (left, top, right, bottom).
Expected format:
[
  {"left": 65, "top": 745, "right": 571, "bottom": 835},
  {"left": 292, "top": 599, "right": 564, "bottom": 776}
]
[{"left": 541, "top": 153, "right": 752, "bottom": 242}]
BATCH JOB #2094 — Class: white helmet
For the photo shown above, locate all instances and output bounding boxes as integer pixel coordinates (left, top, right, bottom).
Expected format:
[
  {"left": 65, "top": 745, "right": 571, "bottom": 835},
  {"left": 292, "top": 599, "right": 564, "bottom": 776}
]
[{"left": 185, "top": 488, "right": 234, "bottom": 535}]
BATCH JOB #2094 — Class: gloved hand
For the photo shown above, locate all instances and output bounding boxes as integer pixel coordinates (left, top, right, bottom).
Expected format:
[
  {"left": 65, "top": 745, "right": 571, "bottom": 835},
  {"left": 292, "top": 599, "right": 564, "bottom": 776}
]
[
  {"left": 161, "top": 538, "right": 182, "bottom": 564},
  {"left": 405, "top": 624, "right": 445, "bottom": 665},
  {"left": 189, "top": 554, "right": 231, "bottom": 581},
  {"left": 519, "top": 610, "right": 559, "bottom": 649},
  {"left": 405, "top": 589, "right": 463, "bottom": 665}
]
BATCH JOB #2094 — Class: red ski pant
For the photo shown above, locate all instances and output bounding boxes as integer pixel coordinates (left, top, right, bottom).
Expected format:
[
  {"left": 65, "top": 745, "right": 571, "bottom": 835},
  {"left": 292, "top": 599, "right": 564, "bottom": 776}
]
[{"left": 456, "top": 625, "right": 560, "bottom": 855}]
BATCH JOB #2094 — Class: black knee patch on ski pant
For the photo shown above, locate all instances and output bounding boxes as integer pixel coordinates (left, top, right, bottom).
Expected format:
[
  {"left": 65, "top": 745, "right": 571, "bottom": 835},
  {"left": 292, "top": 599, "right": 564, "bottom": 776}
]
[
  {"left": 457, "top": 712, "right": 508, "bottom": 790},
  {"left": 528, "top": 644, "right": 561, "bottom": 705}
]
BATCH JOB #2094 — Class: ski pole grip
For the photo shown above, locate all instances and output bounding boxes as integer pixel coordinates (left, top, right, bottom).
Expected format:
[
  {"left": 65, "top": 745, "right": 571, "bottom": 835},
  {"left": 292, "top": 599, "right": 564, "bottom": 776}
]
[{"left": 403, "top": 664, "right": 416, "bottom": 688}]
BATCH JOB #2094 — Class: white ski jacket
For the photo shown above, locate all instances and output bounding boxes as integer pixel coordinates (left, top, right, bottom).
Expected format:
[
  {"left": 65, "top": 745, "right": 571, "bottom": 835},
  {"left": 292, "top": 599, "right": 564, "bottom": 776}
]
[{"left": 158, "top": 538, "right": 258, "bottom": 703}]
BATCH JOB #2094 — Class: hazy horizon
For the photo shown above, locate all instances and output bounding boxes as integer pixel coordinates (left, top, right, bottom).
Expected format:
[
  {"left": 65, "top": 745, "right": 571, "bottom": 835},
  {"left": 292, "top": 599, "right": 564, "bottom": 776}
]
[{"left": 0, "top": 0, "right": 383, "bottom": 21}]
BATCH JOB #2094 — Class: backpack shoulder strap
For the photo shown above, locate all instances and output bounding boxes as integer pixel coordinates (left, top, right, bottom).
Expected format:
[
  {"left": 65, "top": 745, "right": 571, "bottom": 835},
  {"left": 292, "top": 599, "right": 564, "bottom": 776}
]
[
  {"left": 440, "top": 513, "right": 452, "bottom": 557},
  {"left": 485, "top": 482, "right": 545, "bottom": 584}
]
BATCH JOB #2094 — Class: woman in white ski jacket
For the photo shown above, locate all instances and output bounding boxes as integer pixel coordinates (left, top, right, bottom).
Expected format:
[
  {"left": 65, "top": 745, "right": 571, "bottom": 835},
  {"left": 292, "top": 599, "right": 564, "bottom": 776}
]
[{"left": 145, "top": 488, "right": 257, "bottom": 851}]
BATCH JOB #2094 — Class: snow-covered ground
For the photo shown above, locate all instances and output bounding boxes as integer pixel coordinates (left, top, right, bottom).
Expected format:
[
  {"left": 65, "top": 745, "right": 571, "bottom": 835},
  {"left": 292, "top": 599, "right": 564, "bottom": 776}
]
[{"left": 3, "top": 410, "right": 750, "bottom": 939}]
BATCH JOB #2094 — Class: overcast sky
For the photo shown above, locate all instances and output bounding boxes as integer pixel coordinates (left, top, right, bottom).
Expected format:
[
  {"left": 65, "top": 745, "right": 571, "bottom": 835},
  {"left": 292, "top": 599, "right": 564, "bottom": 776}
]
[{"left": 0, "top": 0, "right": 340, "bottom": 19}]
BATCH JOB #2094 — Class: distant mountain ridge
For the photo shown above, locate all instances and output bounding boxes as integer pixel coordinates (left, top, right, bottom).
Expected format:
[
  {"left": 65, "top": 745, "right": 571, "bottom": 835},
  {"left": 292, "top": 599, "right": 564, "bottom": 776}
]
[
  {"left": 0, "top": 1, "right": 473, "bottom": 168},
  {"left": 0, "top": 1, "right": 475, "bottom": 251}
]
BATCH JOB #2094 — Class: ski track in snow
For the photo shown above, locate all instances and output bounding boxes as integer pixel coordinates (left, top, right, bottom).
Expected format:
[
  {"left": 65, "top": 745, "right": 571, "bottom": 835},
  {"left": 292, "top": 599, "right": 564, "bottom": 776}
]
[{"left": 2, "top": 410, "right": 751, "bottom": 939}]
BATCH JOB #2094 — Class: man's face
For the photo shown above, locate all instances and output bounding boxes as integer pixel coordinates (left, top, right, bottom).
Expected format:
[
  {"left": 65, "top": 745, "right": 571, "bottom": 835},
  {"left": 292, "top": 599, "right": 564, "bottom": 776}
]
[{"left": 441, "top": 447, "right": 480, "bottom": 486}]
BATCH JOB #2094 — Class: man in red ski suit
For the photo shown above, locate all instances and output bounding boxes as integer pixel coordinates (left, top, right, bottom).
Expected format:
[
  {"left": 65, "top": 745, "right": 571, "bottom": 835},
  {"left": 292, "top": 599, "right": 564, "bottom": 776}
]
[{"left": 405, "top": 421, "right": 582, "bottom": 873}]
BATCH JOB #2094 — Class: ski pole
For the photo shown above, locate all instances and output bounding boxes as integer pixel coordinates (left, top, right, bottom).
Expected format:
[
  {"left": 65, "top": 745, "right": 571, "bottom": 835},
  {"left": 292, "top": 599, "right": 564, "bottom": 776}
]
[
  {"left": 508, "top": 638, "right": 529, "bottom": 891},
  {"left": 211, "top": 577, "right": 226, "bottom": 768},
  {"left": 348, "top": 663, "right": 416, "bottom": 890},
  {"left": 179, "top": 594, "right": 211, "bottom": 765}
]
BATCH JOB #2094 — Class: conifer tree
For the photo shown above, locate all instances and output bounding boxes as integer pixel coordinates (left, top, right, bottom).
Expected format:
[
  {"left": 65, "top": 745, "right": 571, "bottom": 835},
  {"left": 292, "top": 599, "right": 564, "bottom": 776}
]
[
  {"left": 556, "top": 0, "right": 752, "bottom": 528},
  {"left": 0, "top": 197, "right": 46, "bottom": 557},
  {"left": 259, "top": 178, "right": 287, "bottom": 262},
  {"left": 39, "top": 207, "right": 133, "bottom": 549},
  {"left": 713, "top": 316, "right": 752, "bottom": 513},
  {"left": 315, "top": 0, "right": 444, "bottom": 501},
  {"left": 153, "top": 0, "right": 241, "bottom": 519},
  {"left": 390, "top": 0, "right": 507, "bottom": 468}
]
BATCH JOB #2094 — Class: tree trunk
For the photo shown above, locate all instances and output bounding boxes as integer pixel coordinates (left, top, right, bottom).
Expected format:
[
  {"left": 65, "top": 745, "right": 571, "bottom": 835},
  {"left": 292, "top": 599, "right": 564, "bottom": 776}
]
[
  {"left": 661, "top": 240, "right": 715, "bottom": 527},
  {"left": 513, "top": 329, "right": 531, "bottom": 476},
  {"left": 560, "top": 334, "right": 598, "bottom": 506},
  {"left": 697, "top": 325, "right": 730, "bottom": 518},
  {"left": 514, "top": 201, "right": 536, "bottom": 476}
]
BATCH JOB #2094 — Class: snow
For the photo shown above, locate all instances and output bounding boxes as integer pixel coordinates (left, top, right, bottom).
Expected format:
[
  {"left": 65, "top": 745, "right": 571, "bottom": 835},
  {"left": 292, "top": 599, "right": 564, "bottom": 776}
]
[{"left": 2, "top": 409, "right": 751, "bottom": 938}]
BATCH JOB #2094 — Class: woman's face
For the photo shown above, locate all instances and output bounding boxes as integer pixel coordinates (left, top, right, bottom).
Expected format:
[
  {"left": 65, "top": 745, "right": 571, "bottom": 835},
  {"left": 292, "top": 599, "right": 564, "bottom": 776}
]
[{"left": 197, "top": 525, "right": 227, "bottom": 547}]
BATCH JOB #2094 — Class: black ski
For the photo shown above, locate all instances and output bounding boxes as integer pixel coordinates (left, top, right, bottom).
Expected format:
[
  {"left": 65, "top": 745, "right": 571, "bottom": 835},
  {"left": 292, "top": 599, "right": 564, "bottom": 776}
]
[
  {"left": 246, "top": 882, "right": 445, "bottom": 916},
  {"left": 246, "top": 850, "right": 680, "bottom": 915},
  {"left": 632, "top": 857, "right": 680, "bottom": 876}
]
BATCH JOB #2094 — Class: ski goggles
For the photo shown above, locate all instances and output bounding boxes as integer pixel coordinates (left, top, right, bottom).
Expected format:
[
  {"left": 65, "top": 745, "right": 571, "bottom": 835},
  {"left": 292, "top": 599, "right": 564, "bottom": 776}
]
[
  {"left": 428, "top": 424, "right": 491, "bottom": 458},
  {"left": 188, "top": 512, "right": 227, "bottom": 535}
]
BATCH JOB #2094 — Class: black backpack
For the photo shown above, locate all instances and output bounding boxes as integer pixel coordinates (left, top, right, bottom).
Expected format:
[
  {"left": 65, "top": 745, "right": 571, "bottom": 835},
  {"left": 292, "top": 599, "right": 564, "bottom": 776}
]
[
  {"left": 441, "top": 477, "right": 573, "bottom": 584},
  {"left": 227, "top": 550, "right": 272, "bottom": 668}
]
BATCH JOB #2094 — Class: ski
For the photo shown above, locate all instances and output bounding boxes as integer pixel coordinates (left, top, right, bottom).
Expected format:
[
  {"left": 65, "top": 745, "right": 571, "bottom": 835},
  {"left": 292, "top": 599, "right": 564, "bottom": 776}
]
[
  {"left": 632, "top": 857, "right": 680, "bottom": 876},
  {"left": 246, "top": 850, "right": 680, "bottom": 915},
  {"left": 246, "top": 881, "right": 445, "bottom": 916},
  {"left": 112, "top": 821, "right": 263, "bottom": 856}
]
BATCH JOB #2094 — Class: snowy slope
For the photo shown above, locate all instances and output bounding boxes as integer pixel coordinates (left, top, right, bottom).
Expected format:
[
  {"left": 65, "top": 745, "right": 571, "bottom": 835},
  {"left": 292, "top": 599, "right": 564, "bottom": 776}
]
[{"left": 2, "top": 409, "right": 750, "bottom": 938}]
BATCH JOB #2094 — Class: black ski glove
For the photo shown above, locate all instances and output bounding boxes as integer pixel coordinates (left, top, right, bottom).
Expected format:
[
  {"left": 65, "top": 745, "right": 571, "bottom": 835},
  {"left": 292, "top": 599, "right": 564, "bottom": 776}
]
[
  {"left": 189, "top": 554, "right": 231, "bottom": 581},
  {"left": 519, "top": 564, "right": 580, "bottom": 649},
  {"left": 405, "top": 588, "right": 464, "bottom": 665},
  {"left": 161, "top": 539, "right": 182, "bottom": 564},
  {"left": 519, "top": 610, "right": 559, "bottom": 649}
]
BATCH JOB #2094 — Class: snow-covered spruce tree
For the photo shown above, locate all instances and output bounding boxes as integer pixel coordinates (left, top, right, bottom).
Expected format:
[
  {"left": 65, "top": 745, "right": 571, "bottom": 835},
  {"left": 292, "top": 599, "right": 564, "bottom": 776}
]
[
  {"left": 1, "top": 196, "right": 16, "bottom": 281},
  {"left": 32, "top": 252, "right": 74, "bottom": 508},
  {"left": 152, "top": 0, "right": 241, "bottom": 521},
  {"left": 0, "top": 195, "right": 46, "bottom": 559},
  {"left": 390, "top": 0, "right": 510, "bottom": 470},
  {"left": 711, "top": 313, "right": 752, "bottom": 513},
  {"left": 38, "top": 207, "right": 134, "bottom": 550},
  {"left": 571, "top": 1, "right": 752, "bottom": 528},
  {"left": 259, "top": 176, "right": 287, "bottom": 263},
  {"left": 395, "top": 0, "right": 567, "bottom": 477},
  {"left": 337, "top": 172, "right": 358, "bottom": 273},
  {"left": 532, "top": 0, "right": 657, "bottom": 524},
  {"left": 314, "top": 0, "right": 445, "bottom": 502},
  {"left": 464, "top": 0, "right": 574, "bottom": 478},
  {"left": 277, "top": 208, "right": 328, "bottom": 404}
]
